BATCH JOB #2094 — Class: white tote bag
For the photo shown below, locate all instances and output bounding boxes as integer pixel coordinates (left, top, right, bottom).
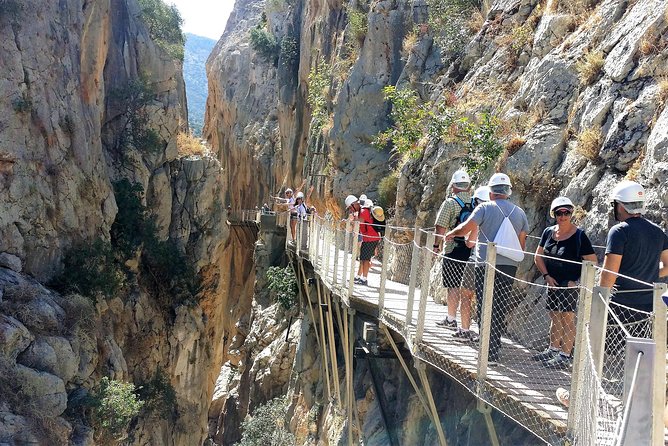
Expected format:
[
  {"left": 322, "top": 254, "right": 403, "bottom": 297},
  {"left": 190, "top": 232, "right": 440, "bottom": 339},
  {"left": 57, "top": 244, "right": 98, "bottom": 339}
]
[{"left": 493, "top": 206, "right": 524, "bottom": 262}]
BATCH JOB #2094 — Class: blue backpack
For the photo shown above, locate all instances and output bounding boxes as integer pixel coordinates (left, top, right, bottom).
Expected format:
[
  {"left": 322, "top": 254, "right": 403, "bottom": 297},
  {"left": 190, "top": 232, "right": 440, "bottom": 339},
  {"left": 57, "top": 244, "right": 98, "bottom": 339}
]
[{"left": 453, "top": 196, "right": 475, "bottom": 224}]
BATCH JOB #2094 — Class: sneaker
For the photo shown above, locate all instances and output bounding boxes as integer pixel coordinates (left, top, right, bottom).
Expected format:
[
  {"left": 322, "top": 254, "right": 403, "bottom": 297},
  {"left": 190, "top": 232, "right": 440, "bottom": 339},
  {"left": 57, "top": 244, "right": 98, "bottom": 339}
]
[
  {"left": 436, "top": 318, "right": 458, "bottom": 329},
  {"left": 532, "top": 348, "right": 558, "bottom": 362},
  {"left": 544, "top": 353, "right": 572, "bottom": 370},
  {"left": 469, "top": 333, "right": 479, "bottom": 343},
  {"left": 354, "top": 277, "right": 363, "bottom": 284},
  {"left": 452, "top": 329, "right": 473, "bottom": 341},
  {"left": 556, "top": 387, "right": 570, "bottom": 408},
  {"left": 488, "top": 352, "right": 500, "bottom": 366},
  {"left": 358, "top": 278, "right": 368, "bottom": 286}
]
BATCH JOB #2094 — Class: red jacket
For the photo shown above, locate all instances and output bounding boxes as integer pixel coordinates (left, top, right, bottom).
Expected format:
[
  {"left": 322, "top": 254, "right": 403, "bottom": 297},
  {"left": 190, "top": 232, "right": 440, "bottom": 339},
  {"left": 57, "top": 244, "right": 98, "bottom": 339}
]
[{"left": 359, "top": 208, "right": 380, "bottom": 242}]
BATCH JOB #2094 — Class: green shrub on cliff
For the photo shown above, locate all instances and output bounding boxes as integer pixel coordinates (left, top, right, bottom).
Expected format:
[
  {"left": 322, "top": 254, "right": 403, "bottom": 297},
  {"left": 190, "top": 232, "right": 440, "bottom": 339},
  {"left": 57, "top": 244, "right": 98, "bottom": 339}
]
[
  {"left": 266, "top": 266, "right": 298, "bottom": 310},
  {"left": 236, "top": 397, "right": 295, "bottom": 446},
  {"left": 136, "top": 370, "right": 177, "bottom": 420},
  {"left": 109, "top": 78, "right": 165, "bottom": 159},
  {"left": 427, "top": 0, "right": 480, "bottom": 56},
  {"left": 90, "top": 378, "right": 144, "bottom": 441},
  {"left": 250, "top": 25, "right": 279, "bottom": 65},
  {"left": 50, "top": 238, "right": 124, "bottom": 301},
  {"left": 137, "top": 0, "right": 185, "bottom": 61}
]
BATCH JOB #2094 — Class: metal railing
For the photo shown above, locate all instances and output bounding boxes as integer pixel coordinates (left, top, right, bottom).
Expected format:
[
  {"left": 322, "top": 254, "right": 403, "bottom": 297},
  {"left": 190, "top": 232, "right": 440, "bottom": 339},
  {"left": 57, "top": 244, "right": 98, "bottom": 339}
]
[{"left": 287, "top": 214, "right": 668, "bottom": 446}]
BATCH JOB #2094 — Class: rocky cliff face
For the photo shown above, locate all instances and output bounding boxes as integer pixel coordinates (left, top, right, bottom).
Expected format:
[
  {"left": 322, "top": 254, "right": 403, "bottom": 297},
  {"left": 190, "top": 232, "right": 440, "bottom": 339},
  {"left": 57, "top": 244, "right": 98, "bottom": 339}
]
[
  {"left": 205, "top": 0, "right": 668, "bottom": 443},
  {"left": 0, "top": 0, "right": 229, "bottom": 444}
]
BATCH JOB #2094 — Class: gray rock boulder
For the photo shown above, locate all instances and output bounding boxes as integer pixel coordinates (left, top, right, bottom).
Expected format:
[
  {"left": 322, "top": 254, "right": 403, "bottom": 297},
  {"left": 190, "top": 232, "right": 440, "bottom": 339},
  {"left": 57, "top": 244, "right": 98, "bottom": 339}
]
[
  {"left": 14, "top": 365, "right": 67, "bottom": 417},
  {"left": 0, "top": 315, "right": 33, "bottom": 361}
]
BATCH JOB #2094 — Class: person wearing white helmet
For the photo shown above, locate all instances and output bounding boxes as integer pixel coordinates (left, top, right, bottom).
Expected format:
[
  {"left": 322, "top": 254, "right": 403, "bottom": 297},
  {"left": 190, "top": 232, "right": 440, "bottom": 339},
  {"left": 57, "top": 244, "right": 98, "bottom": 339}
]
[
  {"left": 434, "top": 169, "right": 476, "bottom": 336},
  {"left": 533, "top": 197, "right": 598, "bottom": 369},
  {"left": 344, "top": 194, "right": 381, "bottom": 286},
  {"left": 445, "top": 172, "right": 529, "bottom": 363},
  {"left": 600, "top": 180, "right": 668, "bottom": 326},
  {"left": 473, "top": 186, "right": 491, "bottom": 204}
]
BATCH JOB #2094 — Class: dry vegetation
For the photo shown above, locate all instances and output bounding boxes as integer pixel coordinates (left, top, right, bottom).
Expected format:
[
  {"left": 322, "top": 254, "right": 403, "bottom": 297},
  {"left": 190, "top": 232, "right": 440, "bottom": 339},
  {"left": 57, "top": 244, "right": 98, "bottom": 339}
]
[
  {"left": 625, "top": 152, "right": 645, "bottom": 181},
  {"left": 176, "top": 132, "right": 209, "bottom": 157},
  {"left": 576, "top": 50, "right": 605, "bottom": 85},
  {"left": 510, "top": 167, "right": 563, "bottom": 209},
  {"left": 401, "top": 30, "right": 419, "bottom": 59},
  {"left": 575, "top": 127, "right": 603, "bottom": 161},
  {"left": 657, "top": 76, "right": 668, "bottom": 106}
]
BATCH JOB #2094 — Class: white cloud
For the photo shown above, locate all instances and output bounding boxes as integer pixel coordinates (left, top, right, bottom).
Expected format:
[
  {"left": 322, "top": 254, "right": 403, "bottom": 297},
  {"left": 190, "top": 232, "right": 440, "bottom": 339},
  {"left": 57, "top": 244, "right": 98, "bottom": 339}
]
[{"left": 169, "top": 0, "right": 235, "bottom": 40}]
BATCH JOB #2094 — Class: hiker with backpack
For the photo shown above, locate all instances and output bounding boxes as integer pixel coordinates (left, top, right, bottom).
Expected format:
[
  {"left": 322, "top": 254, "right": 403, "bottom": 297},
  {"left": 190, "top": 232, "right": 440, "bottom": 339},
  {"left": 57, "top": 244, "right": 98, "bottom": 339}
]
[
  {"left": 532, "top": 197, "right": 597, "bottom": 369},
  {"left": 434, "top": 170, "right": 477, "bottom": 340},
  {"left": 444, "top": 173, "right": 529, "bottom": 364}
]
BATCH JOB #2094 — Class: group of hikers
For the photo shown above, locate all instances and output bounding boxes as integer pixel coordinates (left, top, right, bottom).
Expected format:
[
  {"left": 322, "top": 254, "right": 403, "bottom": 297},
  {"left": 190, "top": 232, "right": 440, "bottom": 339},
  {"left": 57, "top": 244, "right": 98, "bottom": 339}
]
[
  {"left": 433, "top": 169, "right": 668, "bottom": 370},
  {"left": 274, "top": 168, "right": 668, "bottom": 372}
]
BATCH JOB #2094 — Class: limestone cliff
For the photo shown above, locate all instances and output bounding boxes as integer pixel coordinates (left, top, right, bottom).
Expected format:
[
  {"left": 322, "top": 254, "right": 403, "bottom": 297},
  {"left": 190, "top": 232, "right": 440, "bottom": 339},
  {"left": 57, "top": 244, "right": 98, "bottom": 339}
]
[
  {"left": 0, "top": 0, "right": 229, "bottom": 445},
  {"left": 205, "top": 0, "right": 668, "bottom": 444}
]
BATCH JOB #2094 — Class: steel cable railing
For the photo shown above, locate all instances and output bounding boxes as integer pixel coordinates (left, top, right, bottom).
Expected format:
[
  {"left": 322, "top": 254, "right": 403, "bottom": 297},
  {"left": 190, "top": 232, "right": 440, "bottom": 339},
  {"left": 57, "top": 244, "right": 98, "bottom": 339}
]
[{"left": 271, "top": 213, "right": 667, "bottom": 446}]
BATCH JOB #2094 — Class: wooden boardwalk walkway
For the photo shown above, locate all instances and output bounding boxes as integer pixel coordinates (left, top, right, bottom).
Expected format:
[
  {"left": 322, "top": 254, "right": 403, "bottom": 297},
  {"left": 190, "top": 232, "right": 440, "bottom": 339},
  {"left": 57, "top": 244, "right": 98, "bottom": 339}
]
[{"left": 296, "top": 238, "right": 572, "bottom": 445}]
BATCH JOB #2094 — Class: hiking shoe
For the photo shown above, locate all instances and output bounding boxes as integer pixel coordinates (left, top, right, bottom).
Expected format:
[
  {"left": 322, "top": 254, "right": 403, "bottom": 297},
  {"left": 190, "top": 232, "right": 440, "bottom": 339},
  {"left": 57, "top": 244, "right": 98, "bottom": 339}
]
[
  {"left": 556, "top": 387, "right": 570, "bottom": 408},
  {"left": 452, "top": 329, "right": 473, "bottom": 341},
  {"left": 532, "top": 348, "right": 558, "bottom": 362},
  {"left": 436, "top": 318, "right": 457, "bottom": 329},
  {"left": 544, "top": 354, "right": 572, "bottom": 370}
]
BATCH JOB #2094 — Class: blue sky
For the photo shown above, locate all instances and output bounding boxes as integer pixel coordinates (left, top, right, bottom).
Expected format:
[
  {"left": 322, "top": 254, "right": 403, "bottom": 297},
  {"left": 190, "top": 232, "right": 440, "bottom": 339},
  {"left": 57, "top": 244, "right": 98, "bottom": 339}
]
[{"left": 170, "top": 0, "right": 235, "bottom": 40}]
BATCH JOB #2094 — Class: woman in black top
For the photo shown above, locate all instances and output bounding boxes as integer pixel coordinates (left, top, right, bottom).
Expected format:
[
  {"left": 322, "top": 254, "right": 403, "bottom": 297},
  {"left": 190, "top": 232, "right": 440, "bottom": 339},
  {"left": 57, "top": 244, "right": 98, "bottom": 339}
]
[{"left": 533, "top": 197, "right": 597, "bottom": 369}]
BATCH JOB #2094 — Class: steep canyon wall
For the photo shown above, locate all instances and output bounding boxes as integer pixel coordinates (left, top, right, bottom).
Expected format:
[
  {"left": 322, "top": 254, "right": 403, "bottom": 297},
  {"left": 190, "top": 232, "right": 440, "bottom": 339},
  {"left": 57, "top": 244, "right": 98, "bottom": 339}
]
[
  {"left": 0, "top": 0, "right": 232, "bottom": 444},
  {"left": 205, "top": 0, "right": 668, "bottom": 444}
]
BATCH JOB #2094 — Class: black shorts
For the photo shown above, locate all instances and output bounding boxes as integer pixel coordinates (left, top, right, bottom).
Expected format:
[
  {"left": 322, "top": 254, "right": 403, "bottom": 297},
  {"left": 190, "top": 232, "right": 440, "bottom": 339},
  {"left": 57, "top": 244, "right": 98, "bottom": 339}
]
[
  {"left": 442, "top": 257, "right": 466, "bottom": 289},
  {"left": 546, "top": 287, "right": 578, "bottom": 313},
  {"left": 360, "top": 241, "right": 378, "bottom": 261}
]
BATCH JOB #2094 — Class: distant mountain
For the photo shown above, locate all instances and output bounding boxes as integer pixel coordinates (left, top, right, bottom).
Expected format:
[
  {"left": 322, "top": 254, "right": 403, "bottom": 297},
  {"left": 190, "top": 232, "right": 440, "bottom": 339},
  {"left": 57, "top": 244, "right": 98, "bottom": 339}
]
[{"left": 184, "top": 33, "right": 216, "bottom": 136}]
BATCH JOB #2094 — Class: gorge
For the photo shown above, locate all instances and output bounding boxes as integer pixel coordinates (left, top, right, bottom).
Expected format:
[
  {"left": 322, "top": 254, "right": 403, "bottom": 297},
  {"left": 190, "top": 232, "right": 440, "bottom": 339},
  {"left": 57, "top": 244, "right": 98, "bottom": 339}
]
[{"left": 1, "top": 0, "right": 667, "bottom": 445}]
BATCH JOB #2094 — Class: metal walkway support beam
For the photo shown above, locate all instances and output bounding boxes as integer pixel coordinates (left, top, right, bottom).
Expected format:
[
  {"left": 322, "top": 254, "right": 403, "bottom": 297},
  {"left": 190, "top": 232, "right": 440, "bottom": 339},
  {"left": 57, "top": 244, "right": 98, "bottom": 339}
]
[
  {"left": 416, "top": 361, "right": 448, "bottom": 446},
  {"left": 323, "top": 286, "right": 341, "bottom": 406},
  {"left": 477, "top": 401, "right": 500, "bottom": 446},
  {"left": 380, "top": 324, "right": 432, "bottom": 418},
  {"left": 316, "top": 279, "right": 332, "bottom": 402}
]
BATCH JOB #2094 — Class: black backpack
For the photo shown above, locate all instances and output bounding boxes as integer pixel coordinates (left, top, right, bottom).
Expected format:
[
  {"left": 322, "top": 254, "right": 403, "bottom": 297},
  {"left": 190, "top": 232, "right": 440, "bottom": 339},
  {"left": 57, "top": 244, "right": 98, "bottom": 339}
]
[{"left": 453, "top": 196, "right": 474, "bottom": 225}]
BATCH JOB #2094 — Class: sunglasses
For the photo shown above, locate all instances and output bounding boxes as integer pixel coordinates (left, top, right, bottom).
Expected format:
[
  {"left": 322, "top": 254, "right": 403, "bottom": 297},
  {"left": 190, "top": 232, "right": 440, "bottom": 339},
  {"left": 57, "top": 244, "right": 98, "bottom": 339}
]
[{"left": 554, "top": 210, "right": 572, "bottom": 217}]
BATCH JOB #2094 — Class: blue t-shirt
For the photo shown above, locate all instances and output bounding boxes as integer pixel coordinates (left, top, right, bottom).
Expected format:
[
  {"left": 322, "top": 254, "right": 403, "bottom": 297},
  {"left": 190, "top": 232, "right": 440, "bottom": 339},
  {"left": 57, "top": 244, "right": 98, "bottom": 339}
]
[{"left": 606, "top": 217, "right": 668, "bottom": 306}]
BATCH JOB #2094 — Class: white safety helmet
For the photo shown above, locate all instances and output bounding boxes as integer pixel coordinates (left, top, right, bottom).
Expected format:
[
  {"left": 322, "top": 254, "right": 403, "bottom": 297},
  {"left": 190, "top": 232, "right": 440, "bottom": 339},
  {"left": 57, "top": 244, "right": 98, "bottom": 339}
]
[
  {"left": 610, "top": 180, "right": 645, "bottom": 214},
  {"left": 285, "top": 188, "right": 293, "bottom": 194},
  {"left": 549, "top": 196, "right": 574, "bottom": 218},
  {"left": 473, "top": 186, "right": 491, "bottom": 202},
  {"left": 362, "top": 199, "right": 373, "bottom": 209},
  {"left": 295, "top": 191, "right": 304, "bottom": 199},
  {"left": 359, "top": 194, "right": 368, "bottom": 202},
  {"left": 345, "top": 195, "right": 358, "bottom": 208},
  {"left": 488, "top": 173, "right": 512, "bottom": 196},
  {"left": 451, "top": 170, "right": 471, "bottom": 184}
]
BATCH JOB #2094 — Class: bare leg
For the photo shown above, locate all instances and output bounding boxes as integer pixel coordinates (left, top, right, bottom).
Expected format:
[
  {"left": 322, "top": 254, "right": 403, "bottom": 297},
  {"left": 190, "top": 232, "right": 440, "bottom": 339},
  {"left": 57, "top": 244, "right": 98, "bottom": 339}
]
[
  {"left": 447, "top": 288, "right": 461, "bottom": 320},
  {"left": 561, "top": 311, "right": 576, "bottom": 355},
  {"left": 362, "top": 260, "right": 371, "bottom": 278},
  {"left": 290, "top": 220, "right": 296, "bottom": 240},
  {"left": 549, "top": 311, "right": 561, "bottom": 349},
  {"left": 460, "top": 289, "right": 474, "bottom": 330}
]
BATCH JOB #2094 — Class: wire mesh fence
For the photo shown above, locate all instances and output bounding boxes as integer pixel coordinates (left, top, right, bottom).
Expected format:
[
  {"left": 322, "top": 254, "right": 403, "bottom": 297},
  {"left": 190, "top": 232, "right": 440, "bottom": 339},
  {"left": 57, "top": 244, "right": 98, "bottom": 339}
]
[{"left": 295, "top": 216, "right": 667, "bottom": 445}]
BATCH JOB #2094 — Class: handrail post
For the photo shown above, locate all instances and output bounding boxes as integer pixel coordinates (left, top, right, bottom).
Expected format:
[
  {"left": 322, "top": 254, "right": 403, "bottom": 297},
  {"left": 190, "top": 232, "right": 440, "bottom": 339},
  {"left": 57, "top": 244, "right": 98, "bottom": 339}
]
[
  {"left": 313, "top": 216, "right": 320, "bottom": 265},
  {"left": 348, "top": 221, "right": 360, "bottom": 300},
  {"left": 332, "top": 222, "right": 340, "bottom": 287},
  {"left": 342, "top": 220, "right": 350, "bottom": 291},
  {"left": 590, "top": 286, "right": 610, "bottom": 377},
  {"left": 651, "top": 282, "right": 667, "bottom": 446},
  {"left": 405, "top": 226, "right": 422, "bottom": 329},
  {"left": 567, "top": 260, "right": 596, "bottom": 432},
  {"left": 323, "top": 219, "right": 331, "bottom": 282},
  {"left": 477, "top": 242, "right": 497, "bottom": 385},
  {"left": 416, "top": 233, "right": 435, "bottom": 348},
  {"left": 308, "top": 216, "right": 315, "bottom": 259},
  {"left": 379, "top": 226, "right": 390, "bottom": 315},
  {"left": 296, "top": 218, "right": 302, "bottom": 256}
]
